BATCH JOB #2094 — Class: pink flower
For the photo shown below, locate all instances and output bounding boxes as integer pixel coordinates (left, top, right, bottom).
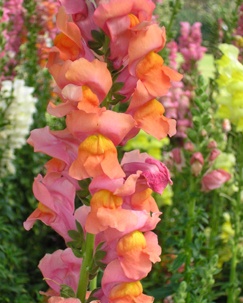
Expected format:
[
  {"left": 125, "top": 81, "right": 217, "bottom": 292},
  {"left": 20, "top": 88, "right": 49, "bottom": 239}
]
[
  {"left": 39, "top": 248, "right": 82, "bottom": 294},
  {"left": 23, "top": 173, "right": 76, "bottom": 242},
  {"left": 201, "top": 169, "right": 231, "bottom": 192},
  {"left": 121, "top": 150, "right": 172, "bottom": 194}
]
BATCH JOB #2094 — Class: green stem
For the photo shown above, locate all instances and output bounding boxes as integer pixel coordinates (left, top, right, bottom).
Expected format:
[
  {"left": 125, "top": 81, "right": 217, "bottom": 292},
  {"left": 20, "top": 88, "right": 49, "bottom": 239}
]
[
  {"left": 209, "top": 192, "right": 218, "bottom": 258},
  {"left": 227, "top": 160, "right": 242, "bottom": 303},
  {"left": 166, "top": 0, "right": 181, "bottom": 41},
  {"left": 90, "top": 276, "right": 97, "bottom": 291},
  {"left": 76, "top": 232, "right": 95, "bottom": 303},
  {"left": 185, "top": 177, "right": 196, "bottom": 303}
]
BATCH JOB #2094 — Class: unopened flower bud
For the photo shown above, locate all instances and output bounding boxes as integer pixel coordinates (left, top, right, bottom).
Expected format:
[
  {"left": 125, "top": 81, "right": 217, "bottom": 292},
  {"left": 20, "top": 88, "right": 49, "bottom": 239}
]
[
  {"left": 209, "top": 149, "right": 221, "bottom": 161},
  {"left": 191, "top": 161, "right": 203, "bottom": 176},
  {"left": 207, "top": 140, "right": 217, "bottom": 149},
  {"left": 184, "top": 141, "right": 194, "bottom": 152},
  {"left": 201, "top": 129, "right": 207, "bottom": 136}
]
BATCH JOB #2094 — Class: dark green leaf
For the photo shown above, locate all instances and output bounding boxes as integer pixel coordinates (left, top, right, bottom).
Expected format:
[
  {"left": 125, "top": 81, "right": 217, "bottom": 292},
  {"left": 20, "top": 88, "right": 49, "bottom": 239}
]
[
  {"left": 95, "top": 241, "right": 105, "bottom": 252},
  {"left": 94, "top": 250, "right": 106, "bottom": 261},
  {"left": 111, "top": 82, "right": 124, "bottom": 93},
  {"left": 149, "top": 283, "right": 179, "bottom": 299},
  {"left": 187, "top": 129, "right": 198, "bottom": 143},
  {"left": 71, "top": 248, "right": 83, "bottom": 258},
  {"left": 191, "top": 108, "right": 200, "bottom": 116},
  {"left": 170, "top": 253, "right": 187, "bottom": 272},
  {"left": 195, "top": 88, "right": 204, "bottom": 96},
  {"left": 60, "top": 285, "right": 76, "bottom": 298},
  {"left": 75, "top": 220, "right": 84, "bottom": 236},
  {"left": 68, "top": 230, "right": 80, "bottom": 241},
  {"left": 91, "top": 30, "right": 104, "bottom": 43},
  {"left": 88, "top": 40, "right": 102, "bottom": 49}
]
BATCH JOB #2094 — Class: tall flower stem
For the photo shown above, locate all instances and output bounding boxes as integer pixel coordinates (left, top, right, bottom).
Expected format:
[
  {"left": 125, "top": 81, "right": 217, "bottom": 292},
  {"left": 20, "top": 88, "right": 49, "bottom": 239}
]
[
  {"left": 227, "top": 134, "right": 243, "bottom": 303},
  {"left": 76, "top": 232, "right": 95, "bottom": 303},
  {"left": 185, "top": 176, "right": 196, "bottom": 303},
  {"left": 209, "top": 192, "right": 218, "bottom": 258}
]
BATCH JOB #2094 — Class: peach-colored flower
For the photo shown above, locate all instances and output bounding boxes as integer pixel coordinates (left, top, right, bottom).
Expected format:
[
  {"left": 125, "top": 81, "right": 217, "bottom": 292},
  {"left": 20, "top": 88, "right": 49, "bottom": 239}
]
[
  {"left": 85, "top": 189, "right": 138, "bottom": 234},
  {"left": 69, "top": 134, "right": 125, "bottom": 180}
]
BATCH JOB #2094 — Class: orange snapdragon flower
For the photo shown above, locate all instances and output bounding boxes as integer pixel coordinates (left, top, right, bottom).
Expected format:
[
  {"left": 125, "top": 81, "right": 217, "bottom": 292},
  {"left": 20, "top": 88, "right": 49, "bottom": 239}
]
[{"left": 69, "top": 134, "right": 125, "bottom": 180}]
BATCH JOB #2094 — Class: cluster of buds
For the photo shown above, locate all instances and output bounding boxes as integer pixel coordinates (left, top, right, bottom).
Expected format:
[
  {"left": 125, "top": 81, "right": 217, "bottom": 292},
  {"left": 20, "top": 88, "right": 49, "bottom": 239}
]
[
  {"left": 178, "top": 22, "right": 207, "bottom": 73},
  {"left": 159, "top": 40, "right": 191, "bottom": 138},
  {"left": 171, "top": 140, "right": 231, "bottom": 192},
  {"left": 24, "top": 0, "right": 182, "bottom": 302}
]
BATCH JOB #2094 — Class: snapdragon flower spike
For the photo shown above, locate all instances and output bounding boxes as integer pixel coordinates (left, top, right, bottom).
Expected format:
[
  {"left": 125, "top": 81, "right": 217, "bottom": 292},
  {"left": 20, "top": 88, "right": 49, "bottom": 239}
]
[{"left": 69, "top": 134, "right": 125, "bottom": 180}]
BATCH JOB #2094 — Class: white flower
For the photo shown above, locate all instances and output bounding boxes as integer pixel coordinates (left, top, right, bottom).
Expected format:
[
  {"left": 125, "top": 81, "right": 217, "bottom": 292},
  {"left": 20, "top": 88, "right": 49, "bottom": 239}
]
[{"left": 0, "top": 79, "right": 37, "bottom": 176}]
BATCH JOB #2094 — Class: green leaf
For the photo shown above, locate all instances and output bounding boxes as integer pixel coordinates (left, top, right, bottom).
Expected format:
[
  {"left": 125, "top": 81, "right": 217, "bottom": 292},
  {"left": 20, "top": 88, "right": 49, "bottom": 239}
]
[
  {"left": 191, "top": 108, "right": 200, "bottom": 116},
  {"left": 68, "top": 230, "right": 80, "bottom": 241},
  {"left": 197, "top": 75, "right": 205, "bottom": 87},
  {"left": 88, "top": 40, "right": 102, "bottom": 49},
  {"left": 91, "top": 30, "right": 104, "bottom": 43},
  {"left": 71, "top": 248, "right": 83, "bottom": 258},
  {"left": 81, "top": 197, "right": 91, "bottom": 206},
  {"left": 60, "top": 285, "right": 76, "bottom": 298},
  {"left": 96, "top": 261, "right": 107, "bottom": 270},
  {"left": 111, "top": 82, "right": 124, "bottom": 93},
  {"left": 170, "top": 253, "right": 187, "bottom": 272},
  {"left": 76, "top": 188, "right": 89, "bottom": 199},
  {"left": 195, "top": 88, "right": 204, "bottom": 96},
  {"left": 201, "top": 113, "right": 211, "bottom": 125},
  {"left": 113, "top": 93, "right": 126, "bottom": 101},
  {"left": 194, "top": 97, "right": 204, "bottom": 110},
  {"left": 149, "top": 283, "right": 179, "bottom": 299},
  {"left": 75, "top": 220, "right": 84, "bottom": 236},
  {"left": 200, "top": 93, "right": 208, "bottom": 102},
  {"left": 94, "top": 250, "right": 106, "bottom": 261},
  {"left": 187, "top": 129, "right": 198, "bottom": 143},
  {"left": 95, "top": 241, "right": 105, "bottom": 252}
]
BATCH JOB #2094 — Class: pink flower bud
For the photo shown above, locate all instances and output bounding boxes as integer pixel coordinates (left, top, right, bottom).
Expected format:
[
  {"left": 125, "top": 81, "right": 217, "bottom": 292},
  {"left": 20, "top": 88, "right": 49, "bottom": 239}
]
[
  {"left": 184, "top": 141, "right": 194, "bottom": 152},
  {"left": 209, "top": 149, "right": 221, "bottom": 161},
  {"left": 201, "top": 129, "right": 207, "bottom": 136},
  {"left": 207, "top": 140, "right": 217, "bottom": 149},
  {"left": 201, "top": 169, "right": 231, "bottom": 192},
  {"left": 190, "top": 152, "right": 204, "bottom": 165},
  {"left": 172, "top": 148, "right": 182, "bottom": 164}
]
